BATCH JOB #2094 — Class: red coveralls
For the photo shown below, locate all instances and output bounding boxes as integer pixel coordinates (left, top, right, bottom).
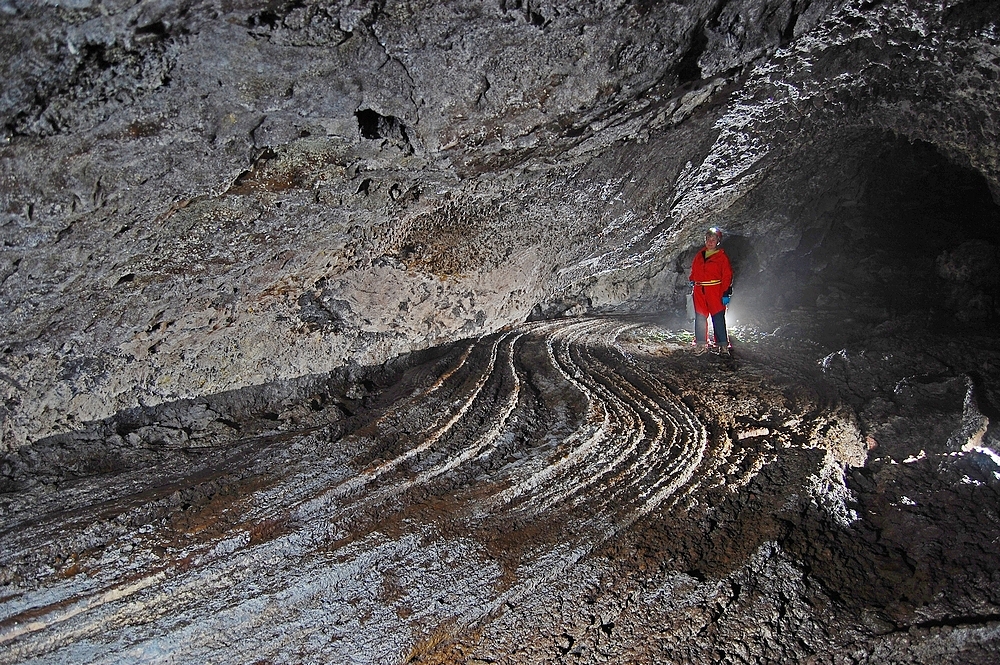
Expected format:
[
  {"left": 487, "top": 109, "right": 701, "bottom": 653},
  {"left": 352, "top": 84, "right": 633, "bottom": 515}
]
[{"left": 689, "top": 246, "right": 733, "bottom": 345}]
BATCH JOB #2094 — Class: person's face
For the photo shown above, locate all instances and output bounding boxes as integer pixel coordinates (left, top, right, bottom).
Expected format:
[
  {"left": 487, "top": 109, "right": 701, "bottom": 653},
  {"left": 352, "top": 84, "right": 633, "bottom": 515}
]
[{"left": 705, "top": 234, "right": 719, "bottom": 249}]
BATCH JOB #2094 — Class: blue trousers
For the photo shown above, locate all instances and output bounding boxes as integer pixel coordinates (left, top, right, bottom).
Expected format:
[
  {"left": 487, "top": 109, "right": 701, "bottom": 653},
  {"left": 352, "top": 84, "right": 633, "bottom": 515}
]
[{"left": 695, "top": 310, "right": 728, "bottom": 347}]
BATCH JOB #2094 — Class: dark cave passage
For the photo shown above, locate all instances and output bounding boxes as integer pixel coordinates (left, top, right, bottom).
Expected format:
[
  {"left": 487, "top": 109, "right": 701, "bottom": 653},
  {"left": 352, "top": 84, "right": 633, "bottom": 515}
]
[{"left": 719, "top": 134, "right": 1000, "bottom": 344}]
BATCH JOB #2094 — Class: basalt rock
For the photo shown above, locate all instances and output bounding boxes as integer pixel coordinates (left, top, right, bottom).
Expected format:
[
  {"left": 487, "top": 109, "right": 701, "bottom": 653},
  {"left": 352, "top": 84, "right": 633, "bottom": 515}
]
[
  {"left": 2, "top": 0, "right": 997, "bottom": 450},
  {"left": 2, "top": 1, "right": 1000, "bottom": 661}
]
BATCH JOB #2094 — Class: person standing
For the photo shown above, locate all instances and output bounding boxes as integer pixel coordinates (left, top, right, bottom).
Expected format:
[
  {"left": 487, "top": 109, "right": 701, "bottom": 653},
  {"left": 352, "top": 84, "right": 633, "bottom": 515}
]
[{"left": 689, "top": 227, "right": 733, "bottom": 356}]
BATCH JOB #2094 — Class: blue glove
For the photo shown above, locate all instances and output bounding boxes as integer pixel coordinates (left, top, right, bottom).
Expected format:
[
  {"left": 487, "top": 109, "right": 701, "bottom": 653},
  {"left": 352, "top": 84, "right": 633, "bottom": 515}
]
[{"left": 722, "top": 295, "right": 730, "bottom": 306}]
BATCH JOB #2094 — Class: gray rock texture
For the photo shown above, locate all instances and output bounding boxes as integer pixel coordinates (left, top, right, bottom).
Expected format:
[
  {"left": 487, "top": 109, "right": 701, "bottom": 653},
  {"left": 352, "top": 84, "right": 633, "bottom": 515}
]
[
  {"left": 3, "top": 0, "right": 998, "bottom": 450},
  {"left": 2, "top": 2, "right": 1000, "bottom": 660},
  {"left": 2, "top": 319, "right": 999, "bottom": 663}
]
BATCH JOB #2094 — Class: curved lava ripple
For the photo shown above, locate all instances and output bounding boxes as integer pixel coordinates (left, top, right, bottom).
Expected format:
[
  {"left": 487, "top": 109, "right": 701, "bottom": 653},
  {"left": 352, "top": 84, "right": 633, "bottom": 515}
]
[{"left": 0, "top": 318, "right": 774, "bottom": 664}]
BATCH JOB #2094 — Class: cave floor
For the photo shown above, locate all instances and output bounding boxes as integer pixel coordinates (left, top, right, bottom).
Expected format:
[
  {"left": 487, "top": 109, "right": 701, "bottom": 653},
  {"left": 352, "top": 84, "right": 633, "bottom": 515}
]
[{"left": 2, "top": 315, "right": 999, "bottom": 664}]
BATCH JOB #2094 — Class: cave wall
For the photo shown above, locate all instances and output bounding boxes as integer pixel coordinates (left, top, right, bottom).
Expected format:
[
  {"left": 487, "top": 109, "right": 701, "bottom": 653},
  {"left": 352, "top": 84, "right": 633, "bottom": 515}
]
[{"left": 1, "top": 0, "right": 1000, "bottom": 449}]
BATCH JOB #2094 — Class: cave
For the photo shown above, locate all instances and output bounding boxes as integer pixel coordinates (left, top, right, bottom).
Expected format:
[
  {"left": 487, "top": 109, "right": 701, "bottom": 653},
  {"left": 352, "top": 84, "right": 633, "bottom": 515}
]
[
  {"left": 721, "top": 132, "right": 1000, "bottom": 335},
  {"left": 2, "top": 1, "right": 1000, "bottom": 663}
]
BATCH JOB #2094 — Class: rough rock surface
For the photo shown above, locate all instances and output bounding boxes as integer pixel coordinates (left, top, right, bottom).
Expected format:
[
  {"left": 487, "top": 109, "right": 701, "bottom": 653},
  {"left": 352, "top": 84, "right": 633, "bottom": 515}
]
[
  {"left": 2, "top": 0, "right": 999, "bottom": 448},
  {"left": 2, "top": 0, "right": 1000, "bottom": 662},
  {"left": 2, "top": 317, "right": 999, "bottom": 663}
]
